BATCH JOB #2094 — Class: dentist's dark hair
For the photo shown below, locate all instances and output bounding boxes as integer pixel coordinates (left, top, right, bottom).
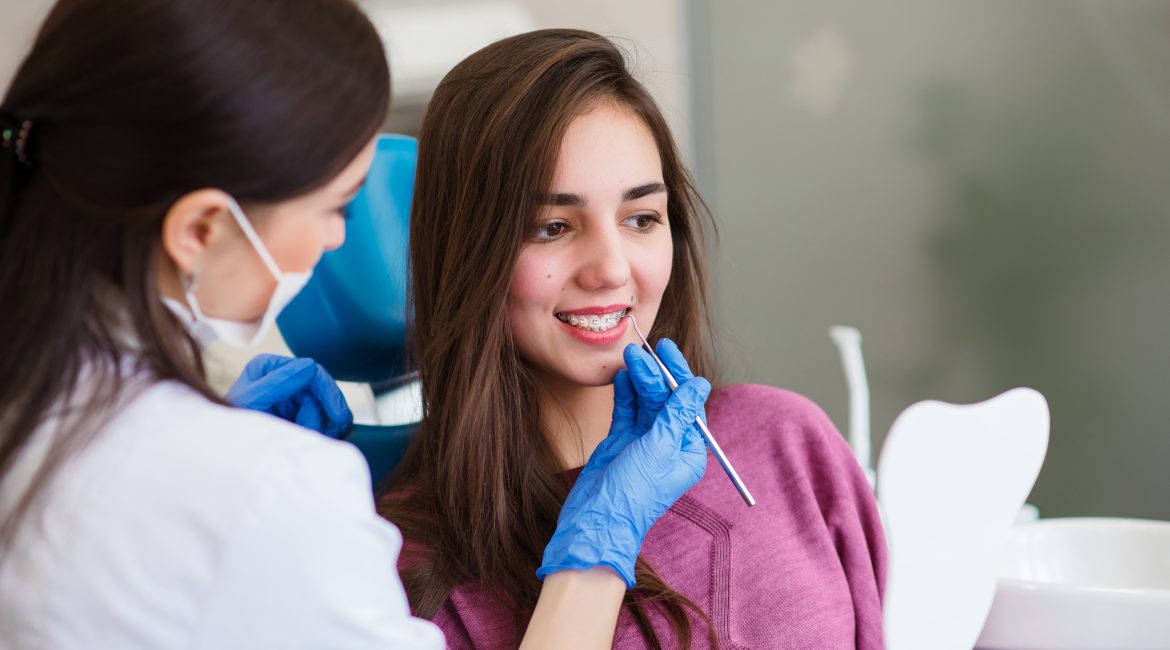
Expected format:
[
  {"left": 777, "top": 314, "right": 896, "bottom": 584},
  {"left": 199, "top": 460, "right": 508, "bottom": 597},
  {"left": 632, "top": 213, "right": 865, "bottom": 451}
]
[
  {"left": 380, "top": 29, "right": 718, "bottom": 647},
  {"left": 0, "top": 0, "right": 389, "bottom": 548}
]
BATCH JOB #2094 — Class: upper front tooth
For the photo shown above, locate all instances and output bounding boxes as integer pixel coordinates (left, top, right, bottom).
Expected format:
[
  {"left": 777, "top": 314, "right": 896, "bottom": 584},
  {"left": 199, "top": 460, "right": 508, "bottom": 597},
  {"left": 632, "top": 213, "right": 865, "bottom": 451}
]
[{"left": 560, "top": 310, "right": 627, "bottom": 330}]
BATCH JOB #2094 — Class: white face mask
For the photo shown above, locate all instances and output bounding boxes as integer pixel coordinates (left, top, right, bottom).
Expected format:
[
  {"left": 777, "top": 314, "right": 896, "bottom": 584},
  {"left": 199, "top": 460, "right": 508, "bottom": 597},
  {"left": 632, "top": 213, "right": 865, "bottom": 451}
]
[{"left": 166, "top": 196, "right": 312, "bottom": 350}]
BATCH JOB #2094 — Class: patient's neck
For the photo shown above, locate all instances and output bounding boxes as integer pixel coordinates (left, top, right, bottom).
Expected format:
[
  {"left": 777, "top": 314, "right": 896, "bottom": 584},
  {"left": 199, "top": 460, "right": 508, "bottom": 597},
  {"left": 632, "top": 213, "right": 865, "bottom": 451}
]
[{"left": 538, "top": 380, "right": 614, "bottom": 471}]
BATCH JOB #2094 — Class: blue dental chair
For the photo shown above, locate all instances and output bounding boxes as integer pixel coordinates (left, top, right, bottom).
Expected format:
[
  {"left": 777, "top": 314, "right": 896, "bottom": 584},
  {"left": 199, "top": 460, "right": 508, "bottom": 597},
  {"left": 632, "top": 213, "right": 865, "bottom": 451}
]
[{"left": 276, "top": 134, "right": 419, "bottom": 489}]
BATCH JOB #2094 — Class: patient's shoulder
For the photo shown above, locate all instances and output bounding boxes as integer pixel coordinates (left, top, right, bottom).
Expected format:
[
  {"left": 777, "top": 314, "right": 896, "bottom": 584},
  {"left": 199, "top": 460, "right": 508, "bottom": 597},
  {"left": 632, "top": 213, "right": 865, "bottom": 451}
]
[
  {"left": 706, "top": 383, "right": 856, "bottom": 474},
  {"left": 702, "top": 381, "right": 842, "bottom": 446},
  {"left": 708, "top": 383, "right": 837, "bottom": 437}
]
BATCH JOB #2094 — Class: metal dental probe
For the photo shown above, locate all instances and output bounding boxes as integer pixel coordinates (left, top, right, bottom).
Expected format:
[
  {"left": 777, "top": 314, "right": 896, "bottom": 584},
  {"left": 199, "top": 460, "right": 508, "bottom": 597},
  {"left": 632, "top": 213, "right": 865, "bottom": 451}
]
[{"left": 622, "top": 315, "right": 757, "bottom": 507}]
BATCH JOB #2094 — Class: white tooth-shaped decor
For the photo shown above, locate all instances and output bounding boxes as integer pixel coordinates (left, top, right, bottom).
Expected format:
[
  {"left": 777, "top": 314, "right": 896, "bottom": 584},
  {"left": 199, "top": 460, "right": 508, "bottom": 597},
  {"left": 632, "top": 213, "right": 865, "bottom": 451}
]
[{"left": 880, "top": 388, "right": 1049, "bottom": 650}]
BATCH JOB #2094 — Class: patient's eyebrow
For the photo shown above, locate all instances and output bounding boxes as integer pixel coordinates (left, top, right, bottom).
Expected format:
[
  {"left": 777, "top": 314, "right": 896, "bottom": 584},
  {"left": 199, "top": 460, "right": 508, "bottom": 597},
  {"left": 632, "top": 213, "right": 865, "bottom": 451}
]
[
  {"left": 542, "top": 182, "right": 665, "bottom": 207},
  {"left": 545, "top": 192, "right": 585, "bottom": 207},
  {"left": 623, "top": 182, "right": 666, "bottom": 201}
]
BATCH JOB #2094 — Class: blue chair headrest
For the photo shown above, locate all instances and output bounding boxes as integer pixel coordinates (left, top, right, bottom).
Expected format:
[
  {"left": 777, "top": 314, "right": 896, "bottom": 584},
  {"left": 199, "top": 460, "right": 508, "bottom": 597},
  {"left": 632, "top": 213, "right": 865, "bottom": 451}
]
[
  {"left": 277, "top": 134, "right": 417, "bottom": 387},
  {"left": 347, "top": 422, "right": 417, "bottom": 490}
]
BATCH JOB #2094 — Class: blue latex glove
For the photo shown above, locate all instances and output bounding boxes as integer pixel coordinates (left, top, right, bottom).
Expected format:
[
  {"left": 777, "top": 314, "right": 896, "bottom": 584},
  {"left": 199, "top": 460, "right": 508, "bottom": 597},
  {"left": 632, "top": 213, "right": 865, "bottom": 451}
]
[
  {"left": 227, "top": 354, "right": 354, "bottom": 439},
  {"left": 537, "top": 338, "right": 710, "bottom": 588}
]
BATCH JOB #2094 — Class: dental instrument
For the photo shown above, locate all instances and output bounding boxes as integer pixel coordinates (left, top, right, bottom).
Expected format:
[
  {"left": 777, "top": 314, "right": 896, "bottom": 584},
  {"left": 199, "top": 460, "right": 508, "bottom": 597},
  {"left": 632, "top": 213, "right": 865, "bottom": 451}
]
[{"left": 622, "top": 315, "right": 756, "bottom": 507}]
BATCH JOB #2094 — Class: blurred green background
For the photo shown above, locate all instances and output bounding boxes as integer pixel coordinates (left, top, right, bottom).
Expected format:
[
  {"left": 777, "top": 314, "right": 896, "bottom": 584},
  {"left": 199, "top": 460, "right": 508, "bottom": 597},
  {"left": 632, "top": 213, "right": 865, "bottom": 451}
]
[{"left": 696, "top": 0, "right": 1170, "bottom": 519}]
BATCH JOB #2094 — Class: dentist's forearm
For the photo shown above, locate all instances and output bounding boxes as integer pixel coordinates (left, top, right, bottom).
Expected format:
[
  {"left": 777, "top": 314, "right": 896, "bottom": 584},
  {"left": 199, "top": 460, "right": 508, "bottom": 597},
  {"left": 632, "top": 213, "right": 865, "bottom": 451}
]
[{"left": 519, "top": 567, "right": 626, "bottom": 649}]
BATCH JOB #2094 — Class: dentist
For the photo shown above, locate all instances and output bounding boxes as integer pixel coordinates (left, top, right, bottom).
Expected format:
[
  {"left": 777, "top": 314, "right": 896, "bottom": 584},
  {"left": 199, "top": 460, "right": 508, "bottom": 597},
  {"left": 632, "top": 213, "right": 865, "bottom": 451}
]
[{"left": 0, "top": 1, "right": 711, "bottom": 648}]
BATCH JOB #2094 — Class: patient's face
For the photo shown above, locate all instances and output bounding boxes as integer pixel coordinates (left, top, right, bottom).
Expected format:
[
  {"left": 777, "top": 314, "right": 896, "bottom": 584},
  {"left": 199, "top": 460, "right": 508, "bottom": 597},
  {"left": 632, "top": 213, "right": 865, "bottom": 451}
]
[{"left": 507, "top": 102, "right": 673, "bottom": 390}]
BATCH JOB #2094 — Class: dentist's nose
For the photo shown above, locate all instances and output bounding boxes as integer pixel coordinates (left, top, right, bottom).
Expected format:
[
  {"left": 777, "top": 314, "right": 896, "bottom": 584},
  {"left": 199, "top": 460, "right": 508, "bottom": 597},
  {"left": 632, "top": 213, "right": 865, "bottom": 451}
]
[{"left": 576, "top": 227, "right": 631, "bottom": 291}]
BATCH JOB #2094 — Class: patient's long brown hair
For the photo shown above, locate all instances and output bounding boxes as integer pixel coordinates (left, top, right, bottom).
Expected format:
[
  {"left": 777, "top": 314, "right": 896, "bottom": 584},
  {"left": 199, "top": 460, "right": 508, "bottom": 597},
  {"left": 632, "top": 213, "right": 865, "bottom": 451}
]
[{"left": 379, "top": 30, "right": 717, "bottom": 647}]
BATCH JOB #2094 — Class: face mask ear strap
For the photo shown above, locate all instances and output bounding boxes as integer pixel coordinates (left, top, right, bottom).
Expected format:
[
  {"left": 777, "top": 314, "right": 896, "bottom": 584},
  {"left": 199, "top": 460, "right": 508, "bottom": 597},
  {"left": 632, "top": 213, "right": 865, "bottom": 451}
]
[
  {"left": 177, "top": 266, "right": 205, "bottom": 321},
  {"left": 181, "top": 267, "right": 202, "bottom": 294},
  {"left": 223, "top": 195, "right": 285, "bottom": 281}
]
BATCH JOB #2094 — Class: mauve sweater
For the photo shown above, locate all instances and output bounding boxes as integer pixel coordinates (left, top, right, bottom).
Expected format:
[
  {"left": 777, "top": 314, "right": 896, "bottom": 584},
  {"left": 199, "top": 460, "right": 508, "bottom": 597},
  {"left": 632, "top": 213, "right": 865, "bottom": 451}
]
[{"left": 407, "top": 384, "right": 887, "bottom": 649}]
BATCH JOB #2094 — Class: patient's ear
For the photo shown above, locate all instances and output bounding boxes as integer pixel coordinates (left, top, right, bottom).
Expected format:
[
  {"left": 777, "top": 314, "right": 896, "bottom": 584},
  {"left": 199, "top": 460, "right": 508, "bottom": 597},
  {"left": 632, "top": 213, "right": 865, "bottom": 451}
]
[{"left": 160, "top": 189, "right": 236, "bottom": 277}]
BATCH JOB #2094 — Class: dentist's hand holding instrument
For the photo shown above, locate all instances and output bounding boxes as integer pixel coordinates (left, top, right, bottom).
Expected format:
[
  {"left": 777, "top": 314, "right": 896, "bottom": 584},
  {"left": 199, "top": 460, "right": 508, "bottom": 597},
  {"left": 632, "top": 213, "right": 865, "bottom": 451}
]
[
  {"left": 539, "top": 339, "right": 711, "bottom": 587},
  {"left": 625, "top": 315, "right": 757, "bottom": 507}
]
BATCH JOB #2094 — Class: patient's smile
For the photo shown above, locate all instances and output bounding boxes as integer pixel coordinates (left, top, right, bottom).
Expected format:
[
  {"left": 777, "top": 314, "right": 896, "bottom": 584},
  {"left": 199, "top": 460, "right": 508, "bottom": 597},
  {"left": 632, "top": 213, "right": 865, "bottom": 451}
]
[{"left": 555, "top": 307, "right": 629, "bottom": 331}]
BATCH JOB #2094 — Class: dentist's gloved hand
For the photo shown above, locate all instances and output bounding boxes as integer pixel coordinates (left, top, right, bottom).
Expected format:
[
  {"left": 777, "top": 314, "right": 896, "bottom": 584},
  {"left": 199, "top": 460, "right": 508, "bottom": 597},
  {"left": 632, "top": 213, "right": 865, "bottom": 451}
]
[
  {"left": 538, "top": 338, "right": 710, "bottom": 588},
  {"left": 228, "top": 354, "right": 354, "bottom": 439}
]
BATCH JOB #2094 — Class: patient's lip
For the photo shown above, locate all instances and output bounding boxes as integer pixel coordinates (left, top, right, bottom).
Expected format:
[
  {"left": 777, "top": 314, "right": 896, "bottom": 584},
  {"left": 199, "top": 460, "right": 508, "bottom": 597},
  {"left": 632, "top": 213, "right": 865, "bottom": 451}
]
[
  {"left": 557, "top": 313, "right": 629, "bottom": 345},
  {"left": 556, "top": 304, "right": 630, "bottom": 316}
]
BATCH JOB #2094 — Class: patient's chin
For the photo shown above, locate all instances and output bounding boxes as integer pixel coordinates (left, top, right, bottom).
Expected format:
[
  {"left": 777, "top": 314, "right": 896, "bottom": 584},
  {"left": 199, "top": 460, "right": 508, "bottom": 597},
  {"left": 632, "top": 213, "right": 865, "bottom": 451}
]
[
  {"left": 521, "top": 352, "right": 623, "bottom": 392},
  {"left": 588, "top": 365, "right": 622, "bottom": 387},
  {"left": 551, "top": 363, "right": 623, "bottom": 390}
]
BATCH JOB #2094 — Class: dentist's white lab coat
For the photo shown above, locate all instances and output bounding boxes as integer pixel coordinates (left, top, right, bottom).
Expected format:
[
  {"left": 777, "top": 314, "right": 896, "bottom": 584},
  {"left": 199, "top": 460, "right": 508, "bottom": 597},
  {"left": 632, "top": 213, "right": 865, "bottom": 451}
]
[{"left": 0, "top": 376, "right": 444, "bottom": 649}]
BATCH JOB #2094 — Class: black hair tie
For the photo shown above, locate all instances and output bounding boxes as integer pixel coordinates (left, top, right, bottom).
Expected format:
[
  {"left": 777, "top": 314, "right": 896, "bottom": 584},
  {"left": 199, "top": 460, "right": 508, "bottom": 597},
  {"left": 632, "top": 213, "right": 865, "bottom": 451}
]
[
  {"left": 0, "top": 111, "right": 34, "bottom": 240},
  {"left": 1, "top": 112, "right": 34, "bottom": 169}
]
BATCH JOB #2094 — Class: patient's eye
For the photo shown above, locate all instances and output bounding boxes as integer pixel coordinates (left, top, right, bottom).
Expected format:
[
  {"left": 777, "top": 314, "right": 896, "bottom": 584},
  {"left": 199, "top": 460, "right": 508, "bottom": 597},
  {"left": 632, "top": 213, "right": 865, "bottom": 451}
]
[
  {"left": 624, "top": 213, "right": 663, "bottom": 232},
  {"left": 533, "top": 221, "right": 569, "bottom": 242}
]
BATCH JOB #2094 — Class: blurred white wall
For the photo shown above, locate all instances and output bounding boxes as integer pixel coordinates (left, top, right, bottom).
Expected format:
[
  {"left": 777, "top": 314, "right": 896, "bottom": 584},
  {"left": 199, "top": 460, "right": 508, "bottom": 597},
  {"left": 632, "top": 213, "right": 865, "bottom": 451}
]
[
  {"left": 362, "top": 0, "right": 694, "bottom": 161},
  {"left": 514, "top": 0, "right": 693, "bottom": 161},
  {"left": 3, "top": 1, "right": 692, "bottom": 145},
  {"left": 0, "top": 0, "right": 53, "bottom": 90}
]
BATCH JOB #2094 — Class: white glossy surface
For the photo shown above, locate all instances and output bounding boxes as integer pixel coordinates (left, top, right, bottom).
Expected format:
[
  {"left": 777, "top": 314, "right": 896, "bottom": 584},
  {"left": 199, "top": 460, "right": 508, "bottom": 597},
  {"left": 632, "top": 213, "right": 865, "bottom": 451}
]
[
  {"left": 977, "top": 518, "right": 1170, "bottom": 650},
  {"left": 879, "top": 388, "right": 1050, "bottom": 650},
  {"left": 829, "top": 325, "right": 872, "bottom": 479}
]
